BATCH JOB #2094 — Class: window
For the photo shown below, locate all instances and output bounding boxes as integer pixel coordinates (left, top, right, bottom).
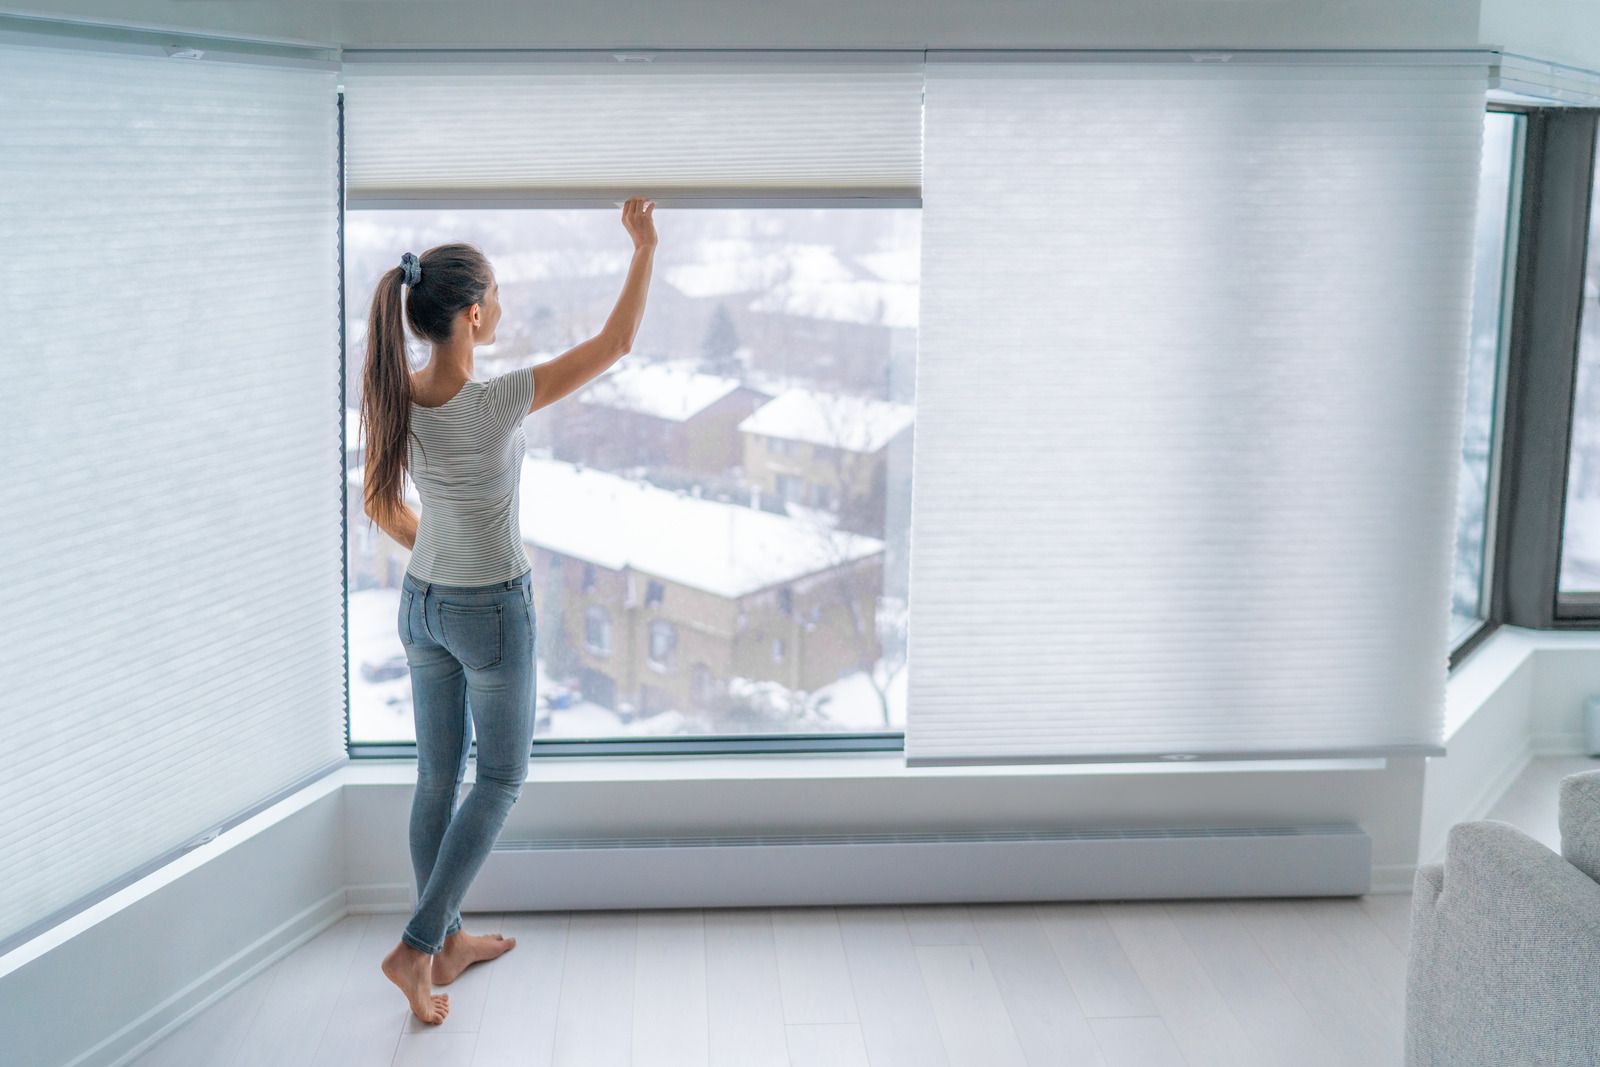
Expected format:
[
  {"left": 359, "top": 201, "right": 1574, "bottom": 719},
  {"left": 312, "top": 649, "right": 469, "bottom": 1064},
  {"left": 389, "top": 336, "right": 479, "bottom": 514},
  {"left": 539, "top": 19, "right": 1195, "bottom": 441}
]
[
  {"left": 1560, "top": 143, "right": 1600, "bottom": 595},
  {"left": 343, "top": 205, "right": 916, "bottom": 744},
  {"left": 584, "top": 605, "right": 611, "bottom": 655},
  {"left": 1450, "top": 110, "right": 1523, "bottom": 644},
  {"left": 773, "top": 637, "right": 785, "bottom": 663},
  {"left": 649, "top": 620, "right": 677, "bottom": 668}
]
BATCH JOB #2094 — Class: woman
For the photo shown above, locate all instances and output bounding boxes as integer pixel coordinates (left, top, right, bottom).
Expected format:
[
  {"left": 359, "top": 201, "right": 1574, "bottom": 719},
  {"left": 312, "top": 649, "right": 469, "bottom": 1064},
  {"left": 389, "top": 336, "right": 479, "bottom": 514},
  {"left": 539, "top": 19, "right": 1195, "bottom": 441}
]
[{"left": 362, "top": 197, "right": 657, "bottom": 1024}]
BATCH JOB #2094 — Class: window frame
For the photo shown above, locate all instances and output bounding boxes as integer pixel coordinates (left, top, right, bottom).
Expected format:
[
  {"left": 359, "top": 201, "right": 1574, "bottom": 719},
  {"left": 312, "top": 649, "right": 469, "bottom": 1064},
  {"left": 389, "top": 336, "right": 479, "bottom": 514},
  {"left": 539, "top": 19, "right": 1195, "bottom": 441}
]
[
  {"left": 1457, "top": 103, "right": 1600, "bottom": 671},
  {"left": 337, "top": 94, "right": 1595, "bottom": 760},
  {"left": 1449, "top": 106, "right": 1527, "bottom": 663}
]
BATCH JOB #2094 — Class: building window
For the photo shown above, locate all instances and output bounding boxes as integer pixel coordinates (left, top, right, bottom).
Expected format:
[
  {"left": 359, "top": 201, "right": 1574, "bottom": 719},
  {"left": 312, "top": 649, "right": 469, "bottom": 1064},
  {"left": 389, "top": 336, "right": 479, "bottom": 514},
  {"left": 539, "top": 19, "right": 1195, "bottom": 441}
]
[
  {"left": 776, "top": 473, "right": 806, "bottom": 504},
  {"left": 585, "top": 604, "right": 611, "bottom": 655},
  {"left": 1561, "top": 133, "right": 1600, "bottom": 594},
  {"left": 691, "top": 663, "right": 717, "bottom": 704},
  {"left": 1450, "top": 110, "right": 1522, "bottom": 644},
  {"left": 645, "top": 579, "right": 665, "bottom": 608},
  {"left": 583, "top": 562, "right": 596, "bottom": 591},
  {"left": 772, "top": 636, "right": 785, "bottom": 663},
  {"left": 778, "top": 586, "right": 793, "bottom": 615},
  {"left": 649, "top": 619, "right": 676, "bottom": 668}
]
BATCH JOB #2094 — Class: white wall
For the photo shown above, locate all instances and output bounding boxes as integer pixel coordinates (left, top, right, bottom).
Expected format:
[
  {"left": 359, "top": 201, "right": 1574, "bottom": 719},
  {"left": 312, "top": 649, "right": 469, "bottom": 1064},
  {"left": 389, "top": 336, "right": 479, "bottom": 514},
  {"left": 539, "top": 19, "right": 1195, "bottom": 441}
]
[
  {"left": 4, "top": 0, "right": 1479, "bottom": 50},
  {"left": 1480, "top": 0, "right": 1600, "bottom": 75}
]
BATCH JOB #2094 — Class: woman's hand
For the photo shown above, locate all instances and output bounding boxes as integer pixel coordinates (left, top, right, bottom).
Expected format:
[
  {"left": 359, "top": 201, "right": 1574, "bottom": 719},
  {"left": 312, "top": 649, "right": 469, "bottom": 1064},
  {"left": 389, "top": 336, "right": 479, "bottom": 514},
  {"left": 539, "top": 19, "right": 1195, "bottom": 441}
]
[{"left": 622, "top": 196, "right": 657, "bottom": 252}]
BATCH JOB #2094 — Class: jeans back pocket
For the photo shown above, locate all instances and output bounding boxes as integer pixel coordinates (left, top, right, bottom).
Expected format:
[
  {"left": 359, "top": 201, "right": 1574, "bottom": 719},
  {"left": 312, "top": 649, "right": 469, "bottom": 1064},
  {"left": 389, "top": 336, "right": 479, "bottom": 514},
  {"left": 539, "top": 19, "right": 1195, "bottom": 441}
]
[
  {"left": 438, "top": 602, "right": 504, "bottom": 670},
  {"left": 398, "top": 588, "right": 415, "bottom": 646}
]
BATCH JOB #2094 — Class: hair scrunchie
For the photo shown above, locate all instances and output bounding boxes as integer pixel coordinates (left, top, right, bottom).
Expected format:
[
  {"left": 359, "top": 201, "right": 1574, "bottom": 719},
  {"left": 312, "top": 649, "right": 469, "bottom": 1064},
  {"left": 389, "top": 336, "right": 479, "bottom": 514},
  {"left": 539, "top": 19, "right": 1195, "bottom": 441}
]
[{"left": 399, "top": 251, "right": 421, "bottom": 287}]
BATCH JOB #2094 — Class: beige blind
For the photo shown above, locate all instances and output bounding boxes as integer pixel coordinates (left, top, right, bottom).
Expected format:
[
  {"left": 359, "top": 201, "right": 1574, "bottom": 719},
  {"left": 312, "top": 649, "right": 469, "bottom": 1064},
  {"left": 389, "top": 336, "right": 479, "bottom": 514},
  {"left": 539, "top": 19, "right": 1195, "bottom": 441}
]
[
  {"left": 339, "top": 50, "right": 924, "bottom": 205},
  {"left": 0, "top": 26, "right": 347, "bottom": 949},
  {"left": 905, "top": 53, "right": 1491, "bottom": 766}
]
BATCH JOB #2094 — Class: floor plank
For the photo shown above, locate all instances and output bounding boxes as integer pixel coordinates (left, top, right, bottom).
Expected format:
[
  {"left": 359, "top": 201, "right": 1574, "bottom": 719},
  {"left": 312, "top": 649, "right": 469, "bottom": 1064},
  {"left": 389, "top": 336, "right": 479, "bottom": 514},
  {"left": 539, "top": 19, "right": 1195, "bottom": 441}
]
[
  {"left": 967, "top": 903, "right": 1107, "bottom": 1066},
  {"left": 1098, "top": 901, "right": 1267, "bottom": 1067},
  {"left": 632, "top": 909, "right": 709, "bottom": 1067},
  {"left": 1226, "top": 898, "right": 1400, "bottom": 1067},
  {"left": 1088, "top": 1016, "right": 1188, "bottom": 1067},
  {"left": 915, "top": 944, "right": 1029, "bottom": 1067},
  {"left": 784, "top": 1023, "right": 872, "bottom": 1067},
  {"left": 127, "top": 963, "right": 275, "bottom": 1067},
  {"left": 1162, "top": 900, "right": 1339, "bottom": 1067},
  {"left": 835, "top": 905, "right": 951, "bottom": 1067},
  {"left": 230, "top": 914, "right": 366, "bottom": 1067},
  {"left": 770, "top": 907, "right": 859, "bottom": 1025},
  {"left": 704, "top": 908, "right": 788, "bottom": 1067},
  {"left": 1033, "top": 902, "right": 1157, "bottom": 1019},
  {"left": 310, "top": 913, "right": 408, "bottom": 1067},
  {"left": 901, "top": 904, "right": 979, "bottom": 946},
  {"left": 548, "top": 911, "right": 637, "bottom": 1067},
  {"left": 469, "top": 911, "right": 570, "bottom": 1067}
]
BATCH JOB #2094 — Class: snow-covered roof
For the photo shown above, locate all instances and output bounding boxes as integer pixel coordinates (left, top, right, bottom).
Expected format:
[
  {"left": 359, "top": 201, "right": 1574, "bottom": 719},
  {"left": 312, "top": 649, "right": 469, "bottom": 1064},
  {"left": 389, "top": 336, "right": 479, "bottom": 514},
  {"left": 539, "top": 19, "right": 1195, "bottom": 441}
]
[
  {"left": 747, "top": 248, "right": 918, "bottom": 329},
  {"left": 516, "top": 457, "right": 883, "bottom": 598},
  {"left": 663, "top": 239, "right": 919, "bottom": 329},
  {"left": 576, "top": 360, "right": 743, "bottom": 422},
  {"left": 737, "top": 387, "right": 914, "bottom": 453}
]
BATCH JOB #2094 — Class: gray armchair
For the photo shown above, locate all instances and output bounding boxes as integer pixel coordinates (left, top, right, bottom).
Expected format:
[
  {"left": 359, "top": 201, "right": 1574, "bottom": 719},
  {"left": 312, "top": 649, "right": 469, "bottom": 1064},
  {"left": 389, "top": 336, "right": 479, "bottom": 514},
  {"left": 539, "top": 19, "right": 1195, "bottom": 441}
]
[{"left": 1405, "top": 769, "right": 1600, "bottom": 1066}]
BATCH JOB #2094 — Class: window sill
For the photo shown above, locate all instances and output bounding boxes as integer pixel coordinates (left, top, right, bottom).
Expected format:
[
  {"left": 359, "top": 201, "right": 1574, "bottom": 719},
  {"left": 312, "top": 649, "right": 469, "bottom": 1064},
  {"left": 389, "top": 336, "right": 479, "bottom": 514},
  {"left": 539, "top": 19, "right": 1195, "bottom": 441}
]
[
  {"left": 1443, "top": 623, "right": 1600, "bottom": 741},
  {"left": 341, "top": 749, "right": 1388, "bottom": 787}
]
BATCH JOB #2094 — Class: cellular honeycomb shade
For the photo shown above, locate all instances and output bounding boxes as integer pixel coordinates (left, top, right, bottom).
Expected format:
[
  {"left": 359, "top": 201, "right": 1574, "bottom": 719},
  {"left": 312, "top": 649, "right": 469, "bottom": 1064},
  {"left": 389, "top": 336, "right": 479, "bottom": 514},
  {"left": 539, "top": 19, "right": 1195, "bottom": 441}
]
[
  {"left": 339, "top": 50, "right": 924, "bottom": 204},
  {"left": 0, "top": 32, "right": 346, "bottom": 948},
  {"left": 905, "top": 54, "right": 1490, "bottom": 766}
]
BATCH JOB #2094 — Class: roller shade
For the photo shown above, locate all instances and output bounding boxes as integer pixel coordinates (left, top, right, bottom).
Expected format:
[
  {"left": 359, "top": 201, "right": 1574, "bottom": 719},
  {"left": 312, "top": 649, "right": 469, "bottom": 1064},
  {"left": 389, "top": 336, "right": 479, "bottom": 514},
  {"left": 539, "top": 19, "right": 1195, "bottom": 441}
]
[
  {"left": 905, "top": 53, "right": 1491, "bottom": 766},
  {"left": 0, "top": 26, "right": 346, "bottom": 949},
  {"left": 339, "top": 50, "right": 924, "bottom": 206}
]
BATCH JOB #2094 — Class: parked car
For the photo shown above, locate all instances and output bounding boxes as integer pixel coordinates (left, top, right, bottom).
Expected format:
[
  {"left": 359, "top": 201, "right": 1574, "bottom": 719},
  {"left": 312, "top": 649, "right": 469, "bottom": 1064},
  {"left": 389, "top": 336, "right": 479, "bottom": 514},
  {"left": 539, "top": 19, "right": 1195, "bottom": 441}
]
[{"left": 361, "top": 654, "right": 408, "bottom": 683}]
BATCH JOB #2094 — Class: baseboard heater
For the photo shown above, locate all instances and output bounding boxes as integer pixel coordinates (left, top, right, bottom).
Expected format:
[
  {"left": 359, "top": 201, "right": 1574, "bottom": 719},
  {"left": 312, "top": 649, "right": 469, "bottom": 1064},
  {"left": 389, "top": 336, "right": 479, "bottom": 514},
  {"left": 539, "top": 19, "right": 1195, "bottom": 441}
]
[{"left": 459, "top": 823, "right": 1371, "bottom": 910}]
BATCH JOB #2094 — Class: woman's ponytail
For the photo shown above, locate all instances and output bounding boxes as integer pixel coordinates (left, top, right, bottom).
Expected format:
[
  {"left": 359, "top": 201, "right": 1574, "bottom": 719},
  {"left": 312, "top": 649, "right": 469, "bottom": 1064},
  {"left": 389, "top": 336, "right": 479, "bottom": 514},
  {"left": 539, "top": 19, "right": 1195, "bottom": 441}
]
[
  {"left": 359, "top": 243, "right": 493, "bottom": 533},
  {"left": 360, "top": 265, "right": 416, "bottom": 532}
]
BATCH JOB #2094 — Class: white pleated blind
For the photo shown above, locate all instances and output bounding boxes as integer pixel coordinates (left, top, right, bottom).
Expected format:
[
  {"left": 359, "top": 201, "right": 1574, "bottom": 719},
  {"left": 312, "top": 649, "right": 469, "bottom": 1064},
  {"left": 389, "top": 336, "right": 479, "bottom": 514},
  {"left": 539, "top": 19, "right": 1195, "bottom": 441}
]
[
  {"left": 0, "top": 33, "right": 346, "bottom": 948},
  {"left": 905, "top": 55, "right": 1490, "bottom": 766},
  {"left": 339, "top": 50, "right": 923, "bottom": 204}
]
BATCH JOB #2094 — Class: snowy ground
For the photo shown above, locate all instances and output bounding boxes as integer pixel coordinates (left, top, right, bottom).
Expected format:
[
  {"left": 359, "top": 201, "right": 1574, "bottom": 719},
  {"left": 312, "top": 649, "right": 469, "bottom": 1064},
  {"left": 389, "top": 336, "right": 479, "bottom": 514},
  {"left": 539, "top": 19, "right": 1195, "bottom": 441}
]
[{"left": 347, "top": 588, "right": 907, "bottom": 745}]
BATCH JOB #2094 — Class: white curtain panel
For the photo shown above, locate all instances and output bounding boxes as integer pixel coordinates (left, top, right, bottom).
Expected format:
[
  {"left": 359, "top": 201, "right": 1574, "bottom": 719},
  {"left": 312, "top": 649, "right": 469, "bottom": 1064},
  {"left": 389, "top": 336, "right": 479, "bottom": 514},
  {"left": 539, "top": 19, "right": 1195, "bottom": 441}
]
[
  {"left": 906, "top": 54, "right": 1490, "bottom": 765},
  {"left": 0, "top": 31, "right": 346, "bottom": 947},
  {"left": 339, "top": 50, "right": 924, "bottom": 204}
]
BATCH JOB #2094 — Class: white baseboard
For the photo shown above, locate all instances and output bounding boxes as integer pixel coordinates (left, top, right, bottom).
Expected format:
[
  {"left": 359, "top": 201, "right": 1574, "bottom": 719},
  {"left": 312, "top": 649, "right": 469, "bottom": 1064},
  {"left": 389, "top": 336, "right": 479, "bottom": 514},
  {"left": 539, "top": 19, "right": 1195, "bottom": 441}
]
[
  {"left": 86, "top": 889, "right": 346, "bottom": 1067},
  {"left": 1370, "top": 863, "right": 1421, "bottom": 894},
  {"left": 1422, "top": 737, "right": 1533, "bottom": 867},
  {"left": 343, "top": 880, "right": 414, "bottom": 916},
  {"left": 1532, "top": 732, "right": 1593, "bottom": 757}
]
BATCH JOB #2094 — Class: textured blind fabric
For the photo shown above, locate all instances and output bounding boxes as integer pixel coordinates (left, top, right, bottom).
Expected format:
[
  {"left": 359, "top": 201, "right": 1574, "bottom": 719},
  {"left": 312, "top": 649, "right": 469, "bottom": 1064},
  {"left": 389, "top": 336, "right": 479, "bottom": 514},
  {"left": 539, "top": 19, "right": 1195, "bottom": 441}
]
[
  {"left": 339, "top": 50, "right": 924, "bottom": 204},
  {"left": 0, "top": 37, "right": 347, "bottom": 947},
  {"left": 905, "top": 56, "right": 1490, "bottom": 766}
]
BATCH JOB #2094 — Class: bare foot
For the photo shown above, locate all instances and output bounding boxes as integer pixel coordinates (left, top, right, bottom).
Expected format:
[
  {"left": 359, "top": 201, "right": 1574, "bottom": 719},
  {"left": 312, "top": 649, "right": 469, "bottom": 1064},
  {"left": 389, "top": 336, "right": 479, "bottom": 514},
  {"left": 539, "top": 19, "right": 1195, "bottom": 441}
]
[
  {"left": 381, "top": 941, "right": 450, "bottom": 1024},
  {"left": 431, "top": 929, "right": 517, "bottom": 985}
]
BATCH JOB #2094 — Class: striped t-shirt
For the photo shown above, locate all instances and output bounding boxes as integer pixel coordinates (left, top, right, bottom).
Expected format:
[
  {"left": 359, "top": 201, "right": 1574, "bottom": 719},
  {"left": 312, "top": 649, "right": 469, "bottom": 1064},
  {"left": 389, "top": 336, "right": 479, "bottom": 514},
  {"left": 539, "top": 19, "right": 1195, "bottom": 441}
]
[{"left": 404, "top": 365, "right": 536, "bottom": 585}]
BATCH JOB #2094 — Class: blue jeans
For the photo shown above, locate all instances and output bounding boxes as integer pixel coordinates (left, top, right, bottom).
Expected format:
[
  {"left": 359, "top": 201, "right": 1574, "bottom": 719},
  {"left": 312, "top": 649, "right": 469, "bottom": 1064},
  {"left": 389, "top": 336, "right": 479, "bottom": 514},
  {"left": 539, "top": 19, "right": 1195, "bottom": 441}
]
[{"left": 396, "top": 568, "right": 535, "bottom": 955}]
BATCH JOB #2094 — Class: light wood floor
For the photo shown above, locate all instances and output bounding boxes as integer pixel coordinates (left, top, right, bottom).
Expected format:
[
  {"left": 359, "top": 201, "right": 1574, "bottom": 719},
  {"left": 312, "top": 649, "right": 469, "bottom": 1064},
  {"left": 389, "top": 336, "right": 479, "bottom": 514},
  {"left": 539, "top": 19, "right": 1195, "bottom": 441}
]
[{"left": 127, "top": 756, "right": 1595, "bottom": 1067}]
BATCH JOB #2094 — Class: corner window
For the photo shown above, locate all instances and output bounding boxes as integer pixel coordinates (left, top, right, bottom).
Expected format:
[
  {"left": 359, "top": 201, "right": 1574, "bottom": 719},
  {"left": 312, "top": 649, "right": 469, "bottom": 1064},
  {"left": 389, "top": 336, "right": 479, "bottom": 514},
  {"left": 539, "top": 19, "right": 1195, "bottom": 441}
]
[
  {"left": 1450, "top": 110, "right": 1522, "bottom": 645},
  {"left": 1560, "top": 138, "right": 1600, "bottom": 595}
]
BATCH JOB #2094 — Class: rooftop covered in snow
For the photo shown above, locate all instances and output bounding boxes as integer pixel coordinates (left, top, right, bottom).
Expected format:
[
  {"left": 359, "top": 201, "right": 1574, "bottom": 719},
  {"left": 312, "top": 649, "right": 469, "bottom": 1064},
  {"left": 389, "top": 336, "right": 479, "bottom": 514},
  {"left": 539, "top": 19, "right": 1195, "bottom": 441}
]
[
  {"left": 511, "top": 458, "right": 884, "bottom": 598},
  {"left": 575, "top": 360, "right": 745, "bottom": 422},
  {"left": 738, "top": 387, "right": 915, "bottom": 453}
]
